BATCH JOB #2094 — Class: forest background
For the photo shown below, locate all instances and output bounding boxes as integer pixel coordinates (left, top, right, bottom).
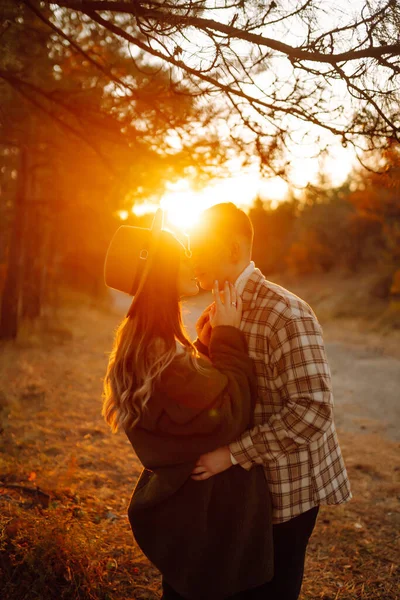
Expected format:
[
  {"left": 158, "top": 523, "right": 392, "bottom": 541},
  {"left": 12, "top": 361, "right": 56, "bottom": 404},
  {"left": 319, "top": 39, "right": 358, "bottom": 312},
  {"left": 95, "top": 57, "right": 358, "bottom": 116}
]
[{"left": 0, "top": 2, "right": 399, "bottom": 599}]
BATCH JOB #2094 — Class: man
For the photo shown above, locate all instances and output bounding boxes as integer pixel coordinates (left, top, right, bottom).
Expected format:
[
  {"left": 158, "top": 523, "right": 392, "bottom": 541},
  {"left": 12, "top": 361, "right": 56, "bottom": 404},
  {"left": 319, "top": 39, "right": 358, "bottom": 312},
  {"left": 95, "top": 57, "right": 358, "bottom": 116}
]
[{"left": 190, "top": 202, "right": 352, "bottom": 600}]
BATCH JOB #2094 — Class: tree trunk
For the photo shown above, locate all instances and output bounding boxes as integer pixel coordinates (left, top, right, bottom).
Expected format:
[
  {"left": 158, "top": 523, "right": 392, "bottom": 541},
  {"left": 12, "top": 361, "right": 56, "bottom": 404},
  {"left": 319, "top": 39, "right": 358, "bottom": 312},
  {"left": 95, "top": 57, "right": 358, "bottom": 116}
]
[
  {"left": 0, "top": 147, "right": 27, "bottom": 339},
  {"left": 20, "top": 193, "right": 46, "bottom": 321}
]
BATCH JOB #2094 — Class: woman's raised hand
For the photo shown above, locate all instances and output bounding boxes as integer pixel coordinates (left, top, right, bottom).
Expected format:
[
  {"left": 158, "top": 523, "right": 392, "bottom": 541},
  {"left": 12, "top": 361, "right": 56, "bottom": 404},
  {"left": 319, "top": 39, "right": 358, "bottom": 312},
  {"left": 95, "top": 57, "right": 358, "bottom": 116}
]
[
  {"left": 209, "top": 281, "right": 242, "bottom": 329},
  {"left": 195, "top": 303, "right": 213, "bottom": 347}
]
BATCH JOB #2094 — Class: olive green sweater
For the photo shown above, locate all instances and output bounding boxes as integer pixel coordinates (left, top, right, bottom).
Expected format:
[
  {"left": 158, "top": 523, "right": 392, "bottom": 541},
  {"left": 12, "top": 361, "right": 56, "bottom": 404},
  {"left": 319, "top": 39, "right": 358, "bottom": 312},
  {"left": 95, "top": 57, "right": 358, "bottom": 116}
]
[{"left": 124, "top": 326, "right": 273, "bottom": 600}]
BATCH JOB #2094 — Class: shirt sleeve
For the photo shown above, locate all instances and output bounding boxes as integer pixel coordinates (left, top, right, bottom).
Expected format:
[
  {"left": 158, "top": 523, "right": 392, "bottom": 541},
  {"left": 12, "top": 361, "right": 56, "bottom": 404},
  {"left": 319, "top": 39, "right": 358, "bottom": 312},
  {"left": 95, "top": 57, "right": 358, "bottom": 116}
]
[{"left": 229, "top": 316, "right": 334, "bottom": 470}]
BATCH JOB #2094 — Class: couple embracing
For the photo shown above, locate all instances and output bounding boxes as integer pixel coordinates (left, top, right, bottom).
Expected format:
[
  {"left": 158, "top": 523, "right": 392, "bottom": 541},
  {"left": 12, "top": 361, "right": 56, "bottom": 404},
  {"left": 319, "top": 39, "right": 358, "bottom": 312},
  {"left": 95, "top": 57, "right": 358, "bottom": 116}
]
[{"left": 102, "top": 202, "right": 352, "bottom": 600}]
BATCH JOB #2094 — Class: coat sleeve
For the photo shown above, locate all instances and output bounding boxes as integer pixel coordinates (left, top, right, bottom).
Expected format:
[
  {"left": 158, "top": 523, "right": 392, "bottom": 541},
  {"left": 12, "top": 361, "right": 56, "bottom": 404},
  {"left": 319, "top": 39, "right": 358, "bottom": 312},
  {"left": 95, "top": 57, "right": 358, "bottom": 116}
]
[
  {"left": 148, "top": 325, "right": 257, "bottom": 460},
  {"left": 193, "top": 337, "right": 209, "bottom": 357}
]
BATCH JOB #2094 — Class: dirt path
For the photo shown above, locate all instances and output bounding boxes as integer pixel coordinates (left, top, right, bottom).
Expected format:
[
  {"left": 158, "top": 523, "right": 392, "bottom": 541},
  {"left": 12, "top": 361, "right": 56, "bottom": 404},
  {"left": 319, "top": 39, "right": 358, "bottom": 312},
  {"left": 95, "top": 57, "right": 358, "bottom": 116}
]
[{"left": 325, "top": 339, "right": 400, "bottom": 442}]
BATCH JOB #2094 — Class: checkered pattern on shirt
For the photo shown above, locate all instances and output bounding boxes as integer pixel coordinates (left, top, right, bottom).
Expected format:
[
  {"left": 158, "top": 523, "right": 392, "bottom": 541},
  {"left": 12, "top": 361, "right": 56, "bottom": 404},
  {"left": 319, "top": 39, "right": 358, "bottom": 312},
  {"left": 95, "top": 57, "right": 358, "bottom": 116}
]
[{"left": 229, "top": 268, "right": 352, "bottom": 523}]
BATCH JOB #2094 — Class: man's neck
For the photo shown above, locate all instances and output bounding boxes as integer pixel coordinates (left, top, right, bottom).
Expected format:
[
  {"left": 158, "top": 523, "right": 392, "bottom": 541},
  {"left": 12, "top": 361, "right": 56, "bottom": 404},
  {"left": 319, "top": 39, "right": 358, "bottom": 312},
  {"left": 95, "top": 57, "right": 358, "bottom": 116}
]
[
  {"left": 231, "top": 260, "right": 255, "bottom": 297},
  {"left": 231, "top": 260, "right": 252, "bottom": 284}
]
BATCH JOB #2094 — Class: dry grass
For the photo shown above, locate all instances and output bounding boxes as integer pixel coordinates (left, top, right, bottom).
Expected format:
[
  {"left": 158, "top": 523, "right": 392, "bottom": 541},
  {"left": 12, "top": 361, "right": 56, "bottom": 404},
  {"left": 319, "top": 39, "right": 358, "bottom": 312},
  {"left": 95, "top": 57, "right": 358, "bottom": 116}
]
[
  {"left": 0, "top": 295, "right": 399, "bottom": 599},
  {"left": 303, "top": 432, "right": 399, "bottom": 599}
]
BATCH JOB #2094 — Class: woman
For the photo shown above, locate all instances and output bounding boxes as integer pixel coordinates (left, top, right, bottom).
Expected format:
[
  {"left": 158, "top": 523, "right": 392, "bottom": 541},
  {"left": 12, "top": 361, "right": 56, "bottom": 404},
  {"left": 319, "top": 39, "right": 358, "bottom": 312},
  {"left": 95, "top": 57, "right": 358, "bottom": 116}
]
[{"left": 102, "top": 212, "right": 273, "bottom": 600}]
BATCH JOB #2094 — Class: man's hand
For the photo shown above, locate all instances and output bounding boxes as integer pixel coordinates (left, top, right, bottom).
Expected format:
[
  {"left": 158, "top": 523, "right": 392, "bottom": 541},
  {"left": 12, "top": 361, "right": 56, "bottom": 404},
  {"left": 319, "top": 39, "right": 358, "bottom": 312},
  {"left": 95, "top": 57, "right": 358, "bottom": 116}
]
[
  {"left": 191, "top": 446, "right": 233, "bottom": 480},
  {"left": 195, "top": 303, "right": 214, "bottom": 347}
]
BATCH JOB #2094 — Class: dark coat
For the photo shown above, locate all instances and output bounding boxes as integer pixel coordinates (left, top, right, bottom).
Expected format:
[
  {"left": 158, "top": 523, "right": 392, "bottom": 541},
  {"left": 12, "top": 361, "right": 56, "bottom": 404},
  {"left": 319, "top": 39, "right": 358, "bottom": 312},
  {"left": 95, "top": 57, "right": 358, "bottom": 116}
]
[{"left": 124, "top": 325, "right": 273, "bottom": 600}]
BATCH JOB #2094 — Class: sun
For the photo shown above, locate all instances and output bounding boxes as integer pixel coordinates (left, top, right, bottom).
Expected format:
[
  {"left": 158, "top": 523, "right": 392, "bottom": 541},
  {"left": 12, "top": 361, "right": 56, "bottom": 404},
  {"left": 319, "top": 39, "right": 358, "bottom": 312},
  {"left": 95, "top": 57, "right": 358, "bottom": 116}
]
[
  {"left": 161, "top": 192, "right": 203, "bottom": 231},
  {"left": 160, "top": 181, "right": 212, "bottom": 232},
  {"left": 131, "top": 174, "right": 291, "bottom": 231}
]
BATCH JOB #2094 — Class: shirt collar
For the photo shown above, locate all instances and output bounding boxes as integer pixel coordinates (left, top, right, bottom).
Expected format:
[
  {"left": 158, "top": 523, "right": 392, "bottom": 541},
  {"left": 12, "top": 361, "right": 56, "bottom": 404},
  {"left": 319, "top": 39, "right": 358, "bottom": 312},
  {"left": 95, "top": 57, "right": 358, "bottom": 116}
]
[
  {"left": 241, "top": 267, "right": 265, "bottom": 311},
  {"left": 234, "top": 261, "right": 255, "bottom": 297}
]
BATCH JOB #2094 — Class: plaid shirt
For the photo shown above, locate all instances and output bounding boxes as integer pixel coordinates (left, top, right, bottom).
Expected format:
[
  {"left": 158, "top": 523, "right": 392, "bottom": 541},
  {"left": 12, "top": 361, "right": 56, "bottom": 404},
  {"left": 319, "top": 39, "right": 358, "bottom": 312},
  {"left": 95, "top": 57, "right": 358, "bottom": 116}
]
[{"left": 229, "top": 267, "right": 352, "bottom": 523}]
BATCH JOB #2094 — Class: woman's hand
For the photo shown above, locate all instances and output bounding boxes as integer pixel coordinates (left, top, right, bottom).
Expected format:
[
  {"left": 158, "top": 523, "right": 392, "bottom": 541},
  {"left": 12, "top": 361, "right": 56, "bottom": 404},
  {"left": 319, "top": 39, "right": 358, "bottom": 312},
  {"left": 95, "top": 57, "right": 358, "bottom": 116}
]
[
  {"left": 209, "top": 281, "right": 242, "bottom": 329},
  {"left": 195, "top": 303, "right": 213, "bottom": 347}
]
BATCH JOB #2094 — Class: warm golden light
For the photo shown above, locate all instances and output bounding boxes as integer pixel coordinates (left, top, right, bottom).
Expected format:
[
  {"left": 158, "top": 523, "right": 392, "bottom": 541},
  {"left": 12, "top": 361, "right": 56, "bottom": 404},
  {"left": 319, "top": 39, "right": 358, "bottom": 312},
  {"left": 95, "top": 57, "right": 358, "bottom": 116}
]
[
  {"left": 117, "top": 210, "right": 129, "bottom": 220},
  {"left": 160, "top": 176, "right": 290, "bottom": 231},
  {"left": 132, "top": 201, "right": 159, "bottom": 217},
  {"left": 131, "top": 173, "right": 292, "bottom": 231},
  {"left": 161, "top": 182, "right": 210, "bottom": 231}
]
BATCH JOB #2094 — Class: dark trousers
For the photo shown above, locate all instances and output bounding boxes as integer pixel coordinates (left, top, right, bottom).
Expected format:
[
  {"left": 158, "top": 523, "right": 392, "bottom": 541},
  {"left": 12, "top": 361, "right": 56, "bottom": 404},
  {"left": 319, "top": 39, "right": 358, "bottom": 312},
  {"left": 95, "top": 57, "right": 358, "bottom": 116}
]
[{"left": 161, "top": 505, "right": 319, "bottom": 600}]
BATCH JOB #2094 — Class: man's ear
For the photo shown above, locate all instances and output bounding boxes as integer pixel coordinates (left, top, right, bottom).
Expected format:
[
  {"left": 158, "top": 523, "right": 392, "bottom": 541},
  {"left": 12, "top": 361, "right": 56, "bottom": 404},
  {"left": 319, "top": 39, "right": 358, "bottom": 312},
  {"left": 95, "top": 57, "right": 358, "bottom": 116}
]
[{"left": 230, "top": 241, "right": 241, "bottom": 263}]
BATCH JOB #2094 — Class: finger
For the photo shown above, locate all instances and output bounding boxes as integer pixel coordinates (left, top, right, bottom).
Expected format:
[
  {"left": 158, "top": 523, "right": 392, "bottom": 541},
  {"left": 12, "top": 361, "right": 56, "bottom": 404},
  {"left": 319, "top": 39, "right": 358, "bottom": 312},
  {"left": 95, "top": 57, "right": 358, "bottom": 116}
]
[
  {"left": 203, "top": 321, "right": 212, "bottom": 334},
  {"left": 191, "top": 465, "right": 206, "bottom": 474},
  {"left": 191, "top": 471, "right": 211, "bottom": 481},
  {"left": 198, "top": 304, "right": 213, "bottom": 321},
  {"left": 209, "top": 305, "right": 216, "bottom": 327},
  {"left": 196, "top": 313, "right": 207, "bottom": 329},
  {"left": 196, "top": 311, "right": 210, "bottom": 329},
  {"left": 224, "top": 280, "right": 231, "bottom": 306},
  {"left": 213, "top": 281, "right": 223, "bottom": 307}
]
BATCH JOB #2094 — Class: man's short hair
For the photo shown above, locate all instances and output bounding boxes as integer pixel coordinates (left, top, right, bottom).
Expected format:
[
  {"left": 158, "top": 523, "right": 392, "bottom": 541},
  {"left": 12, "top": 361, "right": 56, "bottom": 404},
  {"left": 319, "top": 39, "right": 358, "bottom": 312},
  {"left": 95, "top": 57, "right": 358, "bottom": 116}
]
[{"left": 193, "top": 202, "right": 254, "bottom": 247}]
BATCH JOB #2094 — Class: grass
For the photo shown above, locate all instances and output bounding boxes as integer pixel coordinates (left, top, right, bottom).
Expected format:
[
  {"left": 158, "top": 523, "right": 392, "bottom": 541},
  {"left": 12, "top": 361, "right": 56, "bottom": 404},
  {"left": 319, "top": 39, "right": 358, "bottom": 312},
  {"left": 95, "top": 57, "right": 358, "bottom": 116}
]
[
  {"left": 0, "top": 295, "right": 399, "bottom": 599},
  {"left": 302, "top": 432, "right": 399, "bottom": 599}
]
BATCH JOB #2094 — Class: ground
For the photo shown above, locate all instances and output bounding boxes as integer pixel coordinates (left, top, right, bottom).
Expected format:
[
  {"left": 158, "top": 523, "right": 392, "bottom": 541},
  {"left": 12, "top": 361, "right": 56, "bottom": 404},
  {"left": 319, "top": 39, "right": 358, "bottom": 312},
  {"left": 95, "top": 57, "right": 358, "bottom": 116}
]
[{"left": 0, "top": 280, "right": 399, "bottom": 599}]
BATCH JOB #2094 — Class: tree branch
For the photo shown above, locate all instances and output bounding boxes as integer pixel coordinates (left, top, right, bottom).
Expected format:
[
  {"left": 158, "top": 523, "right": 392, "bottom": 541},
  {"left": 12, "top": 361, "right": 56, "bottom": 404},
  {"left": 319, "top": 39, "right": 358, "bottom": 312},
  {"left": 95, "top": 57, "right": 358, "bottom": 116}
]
[
  {"left": 82, "top": 8, "right": 352, "bottom": 141},
  {"left": 0, "top": 70, "right": 116, "bottom": 174},
  {"left": 45, "top": 0, "right": 400, "bottom": 64}
]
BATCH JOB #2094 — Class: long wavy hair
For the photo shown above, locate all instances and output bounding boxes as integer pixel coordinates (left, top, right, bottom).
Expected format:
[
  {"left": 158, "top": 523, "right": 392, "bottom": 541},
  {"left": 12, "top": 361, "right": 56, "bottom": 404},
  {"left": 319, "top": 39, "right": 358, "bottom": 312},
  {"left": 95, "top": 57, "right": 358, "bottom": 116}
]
[{"left": 102, "top": 231, "right": 199, "bottom": 433}]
